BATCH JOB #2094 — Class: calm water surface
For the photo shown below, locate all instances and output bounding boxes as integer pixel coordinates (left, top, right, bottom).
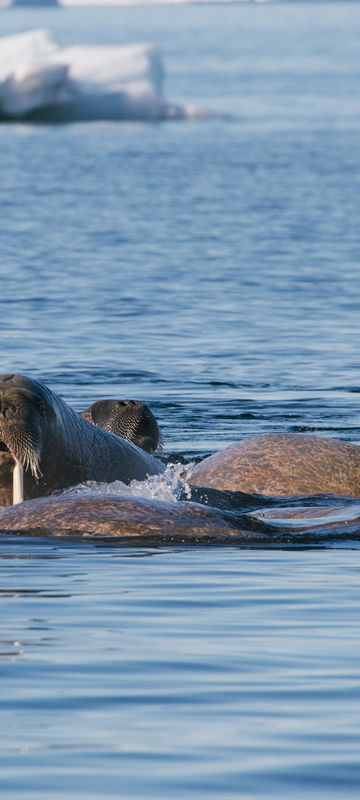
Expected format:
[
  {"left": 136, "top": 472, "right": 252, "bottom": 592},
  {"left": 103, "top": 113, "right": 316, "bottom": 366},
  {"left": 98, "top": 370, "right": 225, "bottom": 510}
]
[
  {"left": 1, "top": 543, "right": 360, "bottom": 799},
  {"left": 1, "top": 2, "right": 360, "bottom": 797}
]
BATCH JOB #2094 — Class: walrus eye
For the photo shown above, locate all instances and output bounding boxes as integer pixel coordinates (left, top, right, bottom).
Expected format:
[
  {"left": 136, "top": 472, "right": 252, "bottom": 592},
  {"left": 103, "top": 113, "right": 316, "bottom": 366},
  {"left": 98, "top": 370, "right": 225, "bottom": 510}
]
[
  {"left": 0, "top": 440, "right": 9, "bottom": 452},
  {"left": 0, "top": 401, "right": 17, "bottom": 419}
]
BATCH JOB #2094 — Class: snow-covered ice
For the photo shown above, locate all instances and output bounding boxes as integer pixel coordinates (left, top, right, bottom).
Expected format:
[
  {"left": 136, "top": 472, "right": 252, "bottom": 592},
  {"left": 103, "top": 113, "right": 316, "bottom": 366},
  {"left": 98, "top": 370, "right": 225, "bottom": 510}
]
[{"left": 0, "top": 29, "right": 210, "bottom": 121}]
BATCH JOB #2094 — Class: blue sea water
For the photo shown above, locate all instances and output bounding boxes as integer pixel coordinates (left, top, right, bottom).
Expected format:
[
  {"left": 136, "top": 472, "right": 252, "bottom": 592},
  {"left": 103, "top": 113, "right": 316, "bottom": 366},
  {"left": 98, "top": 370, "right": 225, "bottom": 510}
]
[{"left": 1, "top": 2, "right": 360, "bottom": 797}]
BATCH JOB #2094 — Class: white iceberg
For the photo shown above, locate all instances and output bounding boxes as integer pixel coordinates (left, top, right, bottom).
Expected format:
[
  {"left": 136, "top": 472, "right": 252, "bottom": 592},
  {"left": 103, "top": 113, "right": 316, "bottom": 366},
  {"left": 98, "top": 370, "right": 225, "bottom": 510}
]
[{"left": 0, "top": 29, "right": 209, "bottom": 121}]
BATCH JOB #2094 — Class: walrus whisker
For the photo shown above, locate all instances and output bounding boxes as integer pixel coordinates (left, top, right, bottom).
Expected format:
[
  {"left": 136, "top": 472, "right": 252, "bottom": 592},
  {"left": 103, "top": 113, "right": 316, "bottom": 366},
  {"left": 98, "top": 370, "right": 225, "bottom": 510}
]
[
  {"left": 11, "top": 429, "right": 43, "bottom": 481},
  {"left": 23, "top": 448, "right": 42, "bottom": 481},
  {"left": 0, "top": 374, "right": 164, "bottom": 507},
  {"left": 11, "top": 437, "right": 42, "bottom": 480},
  {"left": 80, "top": 398, "right": 162, "bottom": 455},
  {"left": 12, "top": 461, "right": 24, "bottom": 505}
]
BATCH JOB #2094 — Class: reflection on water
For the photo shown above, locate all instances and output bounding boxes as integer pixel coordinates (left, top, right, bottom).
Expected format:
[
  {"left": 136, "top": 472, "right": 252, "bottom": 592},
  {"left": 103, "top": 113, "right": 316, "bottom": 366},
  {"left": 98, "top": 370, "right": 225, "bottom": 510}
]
[{"left": 1, "top": 542, "right": 360, "bottom": 799}]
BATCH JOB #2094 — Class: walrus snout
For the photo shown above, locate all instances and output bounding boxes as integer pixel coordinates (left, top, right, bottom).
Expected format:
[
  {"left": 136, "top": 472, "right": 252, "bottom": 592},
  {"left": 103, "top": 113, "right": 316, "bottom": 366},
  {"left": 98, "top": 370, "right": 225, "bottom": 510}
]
[
  {"left": 0, "top": 387, "right": 43, "bottom": 479},
  {"left": 80, "top": 398, "right": 162, "bottom": 454}
]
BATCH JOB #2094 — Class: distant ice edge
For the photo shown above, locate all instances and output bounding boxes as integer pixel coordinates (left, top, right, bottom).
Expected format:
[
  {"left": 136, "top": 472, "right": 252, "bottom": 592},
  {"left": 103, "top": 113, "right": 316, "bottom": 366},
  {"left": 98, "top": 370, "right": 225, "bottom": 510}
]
[{"left": 0, "top": 30, "right": 212, "bottom": 123}]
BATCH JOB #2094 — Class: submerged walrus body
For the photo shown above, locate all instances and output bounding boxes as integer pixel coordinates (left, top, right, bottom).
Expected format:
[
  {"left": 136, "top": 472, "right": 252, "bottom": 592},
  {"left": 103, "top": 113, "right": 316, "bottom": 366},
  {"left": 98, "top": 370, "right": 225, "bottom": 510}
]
[
  {"left": 0, "top": 374, "right": 163, "bottom": 508},
  {"left": 189, "top": 434, "right": 360, "bottom": 497},
  {"left": 1, "top": 491, "right": 360, "bottom": 544},
  {"left": 0, "top": 493, "right": 256, "bottom": 542}
]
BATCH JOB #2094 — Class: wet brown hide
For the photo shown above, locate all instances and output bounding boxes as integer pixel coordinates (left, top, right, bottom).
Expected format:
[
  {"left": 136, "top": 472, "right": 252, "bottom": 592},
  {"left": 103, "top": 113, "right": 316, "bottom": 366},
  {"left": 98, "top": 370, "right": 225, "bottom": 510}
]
[
  {"left": 189, "top": 434, "right": 360, "bottom": 497},
  {"left": 0, "top": 493, "right": 259, "bottom": 542}
]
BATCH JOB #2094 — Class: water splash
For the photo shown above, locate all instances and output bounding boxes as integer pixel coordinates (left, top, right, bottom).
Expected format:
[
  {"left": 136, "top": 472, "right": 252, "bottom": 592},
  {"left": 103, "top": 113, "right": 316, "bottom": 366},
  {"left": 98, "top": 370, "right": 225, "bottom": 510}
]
[{"left": 66, "top": 462, "right": 194, "bottom": 503}]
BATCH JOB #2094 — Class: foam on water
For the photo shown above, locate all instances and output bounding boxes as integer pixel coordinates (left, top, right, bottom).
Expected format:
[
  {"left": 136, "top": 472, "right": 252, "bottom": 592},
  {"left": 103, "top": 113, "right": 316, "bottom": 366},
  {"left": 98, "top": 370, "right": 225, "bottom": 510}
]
[{"left": 66, "top": 462, "right": 193, "bottom": 503}]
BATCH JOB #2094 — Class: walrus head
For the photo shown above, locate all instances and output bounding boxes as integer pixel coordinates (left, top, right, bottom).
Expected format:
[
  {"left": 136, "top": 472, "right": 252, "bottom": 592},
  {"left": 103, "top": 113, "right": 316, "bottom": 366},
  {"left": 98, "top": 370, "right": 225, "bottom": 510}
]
[
  {"left": 0, "top": 374, "right": 164, "bottom": 510},
  {"left": 0, "top": 384, "right": 45, "bottom": 481},
  {"left": 80, "top": 398, "right": 162, "bottom": 454}
]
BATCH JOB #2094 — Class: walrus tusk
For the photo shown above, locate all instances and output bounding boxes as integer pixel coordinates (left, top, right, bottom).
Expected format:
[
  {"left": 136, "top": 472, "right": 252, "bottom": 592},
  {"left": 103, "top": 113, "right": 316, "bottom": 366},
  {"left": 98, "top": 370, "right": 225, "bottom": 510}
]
[
  {"left": 0, "top": 374, "right": 164, "bottom": 503},
  {"left": 13, "top": 461, "right": 24, "bottom": 505}
]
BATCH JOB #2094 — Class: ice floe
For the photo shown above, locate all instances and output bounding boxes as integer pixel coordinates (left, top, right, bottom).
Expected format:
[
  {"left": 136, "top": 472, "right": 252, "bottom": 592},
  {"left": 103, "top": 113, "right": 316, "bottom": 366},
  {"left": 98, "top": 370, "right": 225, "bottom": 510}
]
[{"left": 0, "top": 29, "right": 210, "bottom": 122}]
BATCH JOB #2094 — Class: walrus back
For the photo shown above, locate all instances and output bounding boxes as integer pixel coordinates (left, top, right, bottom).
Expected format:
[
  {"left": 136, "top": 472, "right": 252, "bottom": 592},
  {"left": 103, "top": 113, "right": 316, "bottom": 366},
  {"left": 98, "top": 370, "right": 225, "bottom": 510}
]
[{"left": 189, "top": 434, "right": 360, "bottom": 497}]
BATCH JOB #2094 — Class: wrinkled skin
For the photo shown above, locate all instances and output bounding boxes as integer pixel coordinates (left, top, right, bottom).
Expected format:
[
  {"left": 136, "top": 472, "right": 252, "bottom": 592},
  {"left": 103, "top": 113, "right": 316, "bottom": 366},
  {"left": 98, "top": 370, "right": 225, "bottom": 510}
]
[
  {"left": 0, "top": 492, "right": 256, "bottom": 542},
  {"left": 0, "top": 453, "right": 15, "bottom": 508},
  {"left": 189, "top": 433, "right": 360, "bottom": 496},
  {"left": 0, "top": 374, "right": 163, "bottom": 508},
  {"left": 1, "top": 492, "right": 360, "bottom": 544},
  {"left": 80, "top": 398, "right": 161, "bottom": 454}
]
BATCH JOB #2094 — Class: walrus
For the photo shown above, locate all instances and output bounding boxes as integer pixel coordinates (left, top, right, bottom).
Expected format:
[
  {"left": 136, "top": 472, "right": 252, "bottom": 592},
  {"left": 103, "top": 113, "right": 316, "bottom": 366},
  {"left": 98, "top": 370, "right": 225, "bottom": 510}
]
[
  {"left": 0, "top": 491, "right": 359, "bottom": 544},
  {"left": 189, "top": 433, "right": 360, "bottom": 497},
  {"left": 0, "top": 374, "right": 163, "bottom": 508},
  {"left": 0, "top": 492, "right": 263, "bottom": 543},
  {"left": 80, "top": 399, "right": 161, "bottom": 454}
]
